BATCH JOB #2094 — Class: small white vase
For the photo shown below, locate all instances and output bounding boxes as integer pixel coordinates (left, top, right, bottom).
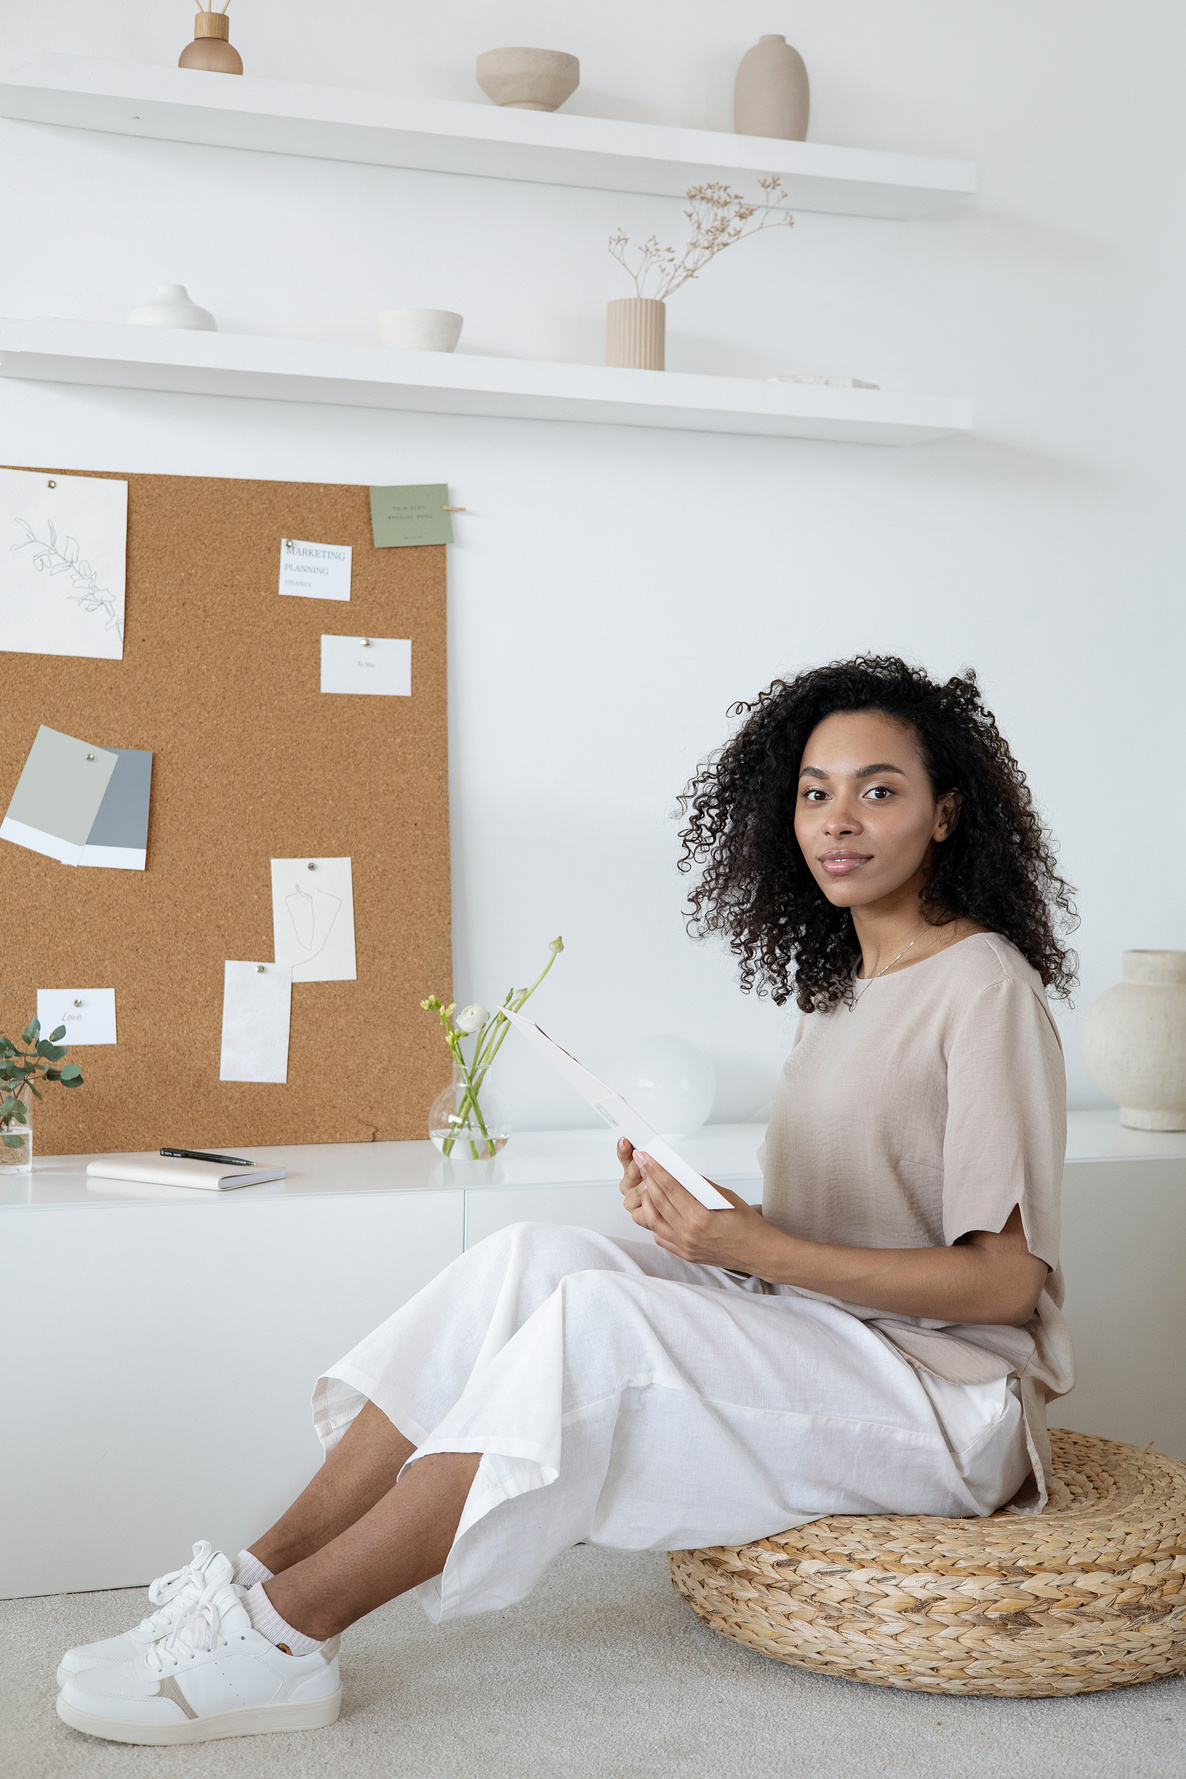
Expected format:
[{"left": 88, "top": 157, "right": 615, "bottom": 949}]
[
  {"left": 127, "top": 284, "right": 218, "bottom": 330},
  {"left": 1082, "top": 950, "right": 1186, "bottom": 1130},
  {"left": 734, "top": 34, "right": 810, "bottom": 141},
  {"left": 377, "top": 309, "right": 464, "bottom": 352},
  {"left": 476, "top": 47, "right": 579, "bottom": 112},
  {"left": 605, "top": 297, "right": 665, "bottom": 371}
]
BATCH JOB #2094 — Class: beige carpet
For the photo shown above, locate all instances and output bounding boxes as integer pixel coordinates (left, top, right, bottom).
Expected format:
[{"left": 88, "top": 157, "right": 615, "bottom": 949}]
[{"left": 3, "top": 1547, "right": 1183, "bottom": 1779}]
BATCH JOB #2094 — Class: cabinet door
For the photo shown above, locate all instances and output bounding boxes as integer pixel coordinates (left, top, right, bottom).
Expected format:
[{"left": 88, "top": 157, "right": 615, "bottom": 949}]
[
  {"left": 0, "top": 1189, "right": 464, "bottom": 1597},
  {"left": 464, "top": 1184, "right": 652, "bottom": 1249}
]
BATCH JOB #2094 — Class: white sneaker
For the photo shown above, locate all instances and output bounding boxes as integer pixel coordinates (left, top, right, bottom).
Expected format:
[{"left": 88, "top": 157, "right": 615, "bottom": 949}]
[
  {"left": 56, "top": 1568, "right": 341, "bottom": 1745},
  {"left": 56, "top": 1540, "right": 230, "bottom": 1689}
]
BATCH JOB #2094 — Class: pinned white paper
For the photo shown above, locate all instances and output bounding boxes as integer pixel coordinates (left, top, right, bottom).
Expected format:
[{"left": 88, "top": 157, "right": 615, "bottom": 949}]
[
  {"left": 270, "top": 857, "right": 357, "bottom": 982},
  {"left": 279, "top": 539, "right": 352, "bottom": 602},
  {"left": 218, "top": 962, "right": 292, "bottom": 1084},
  {"left": 36, "top": 988, "right": 117, "bottom": 1046},
  {"left": 0, "top": 468, "right": 127, "bottom": 660},
  {"left": 320, "top": 635, "right": 411, "bottom": 697}
]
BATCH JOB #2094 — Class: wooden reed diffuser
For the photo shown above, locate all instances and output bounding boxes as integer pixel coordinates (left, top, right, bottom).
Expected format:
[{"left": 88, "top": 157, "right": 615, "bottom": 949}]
[{"left": 179, "top": 3, "right": 243, "bottom": 75}]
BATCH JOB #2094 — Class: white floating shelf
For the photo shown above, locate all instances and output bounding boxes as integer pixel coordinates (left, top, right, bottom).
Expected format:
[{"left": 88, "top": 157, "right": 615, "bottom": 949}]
[
  {"left": 0, "top": 320, "right": 971, "bottom": 445},
  {"left": 0, "top": 53, "right": 975, "bottom": 220}
]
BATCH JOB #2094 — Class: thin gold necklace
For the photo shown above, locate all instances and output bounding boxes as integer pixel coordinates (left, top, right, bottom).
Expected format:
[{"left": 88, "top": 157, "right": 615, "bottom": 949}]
[{"left": 865, "top": 927, "right": 931, "bottom": 982}]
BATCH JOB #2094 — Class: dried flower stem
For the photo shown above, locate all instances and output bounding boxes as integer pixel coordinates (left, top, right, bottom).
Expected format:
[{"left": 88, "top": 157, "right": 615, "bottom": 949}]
[{"left": 609, "top": 178, "right": 794, "bottom": 303}]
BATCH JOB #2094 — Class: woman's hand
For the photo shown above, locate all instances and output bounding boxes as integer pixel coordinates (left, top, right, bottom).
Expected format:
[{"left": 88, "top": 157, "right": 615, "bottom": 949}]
[
  {"left": 629, "top": 1148, "right": 769, "bottom": 1273},
  {"left": 616, "top": 1139, "right": 649, "bottom": 1227}
]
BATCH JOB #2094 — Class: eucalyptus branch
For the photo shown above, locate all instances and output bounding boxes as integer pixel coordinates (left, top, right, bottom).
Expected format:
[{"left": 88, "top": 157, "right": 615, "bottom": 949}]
[
  {"left": 609, "top": 178, "right": 794, "bottom": 302},
  {"left": 10, "top": 520, "right": 123, "bottom": 639},
  {"left": 0, "top": 1017, "right": 84, "bottom": 1150}
]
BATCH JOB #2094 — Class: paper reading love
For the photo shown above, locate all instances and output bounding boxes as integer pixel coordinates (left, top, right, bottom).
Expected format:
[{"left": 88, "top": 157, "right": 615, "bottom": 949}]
[{"left": 500, "top": 1008, "right": 731, "bottom": 1210}]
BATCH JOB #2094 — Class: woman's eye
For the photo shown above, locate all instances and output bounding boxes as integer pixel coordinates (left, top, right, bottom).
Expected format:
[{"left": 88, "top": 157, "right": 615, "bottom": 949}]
[
  {"left": 801, "top": 787, "right": 827, "bottom": 802},
  {"left": 865, "top": 785, "right": 893, "bottom": 801}
]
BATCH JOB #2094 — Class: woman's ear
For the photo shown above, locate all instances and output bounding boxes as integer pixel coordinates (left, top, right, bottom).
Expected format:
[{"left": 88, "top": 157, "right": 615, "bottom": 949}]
[{"left": 933, "top": 789, "right": 962, "bottom": 842}]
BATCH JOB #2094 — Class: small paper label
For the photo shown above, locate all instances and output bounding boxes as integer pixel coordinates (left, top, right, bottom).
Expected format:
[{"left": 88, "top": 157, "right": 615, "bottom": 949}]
[
  {"left": 279, "top": 539, "right": 352, "bottom": 601},
  {"left": 320, "top": 635, "right": 411, "bottom": 697},
  {"left": 36, "top": 988, "right": 117, "bottom": 1046},
  {"left": 369, "top": 484, "right": 453, "bottom": 548}
]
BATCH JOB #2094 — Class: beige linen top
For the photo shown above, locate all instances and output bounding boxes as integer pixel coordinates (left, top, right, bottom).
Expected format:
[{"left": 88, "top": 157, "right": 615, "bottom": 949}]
[{"left": 759, "top": 932, "right": 1073, "bottom": 1512}]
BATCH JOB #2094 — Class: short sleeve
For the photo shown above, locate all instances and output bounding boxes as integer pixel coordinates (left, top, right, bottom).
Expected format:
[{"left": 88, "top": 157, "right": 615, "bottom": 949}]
[{"left": 942, "top": 977, "right": 1066, "bottom": 1268}]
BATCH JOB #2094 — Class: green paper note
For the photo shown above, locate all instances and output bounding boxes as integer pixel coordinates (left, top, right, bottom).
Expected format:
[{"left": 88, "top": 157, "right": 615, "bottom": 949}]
[{"left": 369, "top": 484, "right": 454, "bottom": 548}]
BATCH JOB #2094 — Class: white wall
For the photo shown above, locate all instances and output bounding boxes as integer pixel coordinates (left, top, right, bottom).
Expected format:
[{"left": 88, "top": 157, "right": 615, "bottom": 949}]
[{"left": 1, "top": 2, "right": 1183, "bottom": 1127}]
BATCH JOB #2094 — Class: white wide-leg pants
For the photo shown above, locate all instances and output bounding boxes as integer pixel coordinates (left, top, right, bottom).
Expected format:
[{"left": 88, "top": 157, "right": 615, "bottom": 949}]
[{"left": 313, "top": 1223, "right": 1029, "bottom": 1623}]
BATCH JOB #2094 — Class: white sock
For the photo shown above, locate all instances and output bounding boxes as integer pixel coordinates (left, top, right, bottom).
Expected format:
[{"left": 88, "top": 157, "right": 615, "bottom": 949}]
[
  {"left": 244, "top": 1580, "right": 323, "bottom": 1658},
  {"left": 232, "top": 1549, "right": 273, "bottom": 1590}
]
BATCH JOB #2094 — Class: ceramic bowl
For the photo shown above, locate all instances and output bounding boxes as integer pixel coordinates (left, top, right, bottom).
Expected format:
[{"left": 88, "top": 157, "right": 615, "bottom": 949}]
[
  {"left": 126, "top": 283, "right": 217, "bottom": 330},
  {"left": 376, "top": 309, "right": 464, "bottom": 353},
  {"left": 475, "top": 47, "right": 579, "bottom": 112}
]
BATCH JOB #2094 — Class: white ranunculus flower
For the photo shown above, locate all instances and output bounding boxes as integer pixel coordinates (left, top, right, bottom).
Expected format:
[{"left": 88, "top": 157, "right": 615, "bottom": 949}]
[{"left": 454, "top": 1003, "right": 490, "bottom": 1035}]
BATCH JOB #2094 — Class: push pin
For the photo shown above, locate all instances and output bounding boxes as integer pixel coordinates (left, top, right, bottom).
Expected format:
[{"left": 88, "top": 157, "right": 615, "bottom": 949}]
[
  {"left": 306, "top": 861, "right": 315, "bottom": 870},
  {"left": 47, "top": 479, "right": 56, "bottom": 489},
  {"left": 360, "top": 638, "right": 371, "bottom": 647},
  {"left": 73, "top": 999, "right": 83, "bottom": 1007},
  {"left": 85, "top": 753, "right": 95, "bottom": 761},
  {"left": 256, "top": 965, "right": 265, "bottom": 973}
]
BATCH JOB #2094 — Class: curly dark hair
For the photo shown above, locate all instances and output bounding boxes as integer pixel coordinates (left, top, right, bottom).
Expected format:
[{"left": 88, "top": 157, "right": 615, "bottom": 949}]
[{"left": 677, "top": 656, "right": 1078, "bottom": 1013}]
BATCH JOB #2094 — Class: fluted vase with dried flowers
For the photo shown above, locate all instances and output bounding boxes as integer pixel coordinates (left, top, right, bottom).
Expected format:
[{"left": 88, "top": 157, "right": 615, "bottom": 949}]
[{"left": 606, "top": 178, "right": 794, "bottom": 371}]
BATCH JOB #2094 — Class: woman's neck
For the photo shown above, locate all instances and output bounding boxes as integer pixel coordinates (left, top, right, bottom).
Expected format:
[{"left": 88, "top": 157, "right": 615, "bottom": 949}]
[{"left": 851, "top": 894, "right": 982, "bottom": 981}]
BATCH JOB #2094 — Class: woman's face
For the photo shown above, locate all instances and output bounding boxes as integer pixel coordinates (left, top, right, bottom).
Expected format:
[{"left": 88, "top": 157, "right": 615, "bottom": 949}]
[{"left": 793, "top": 710, "right": 958, "bottom": 911}]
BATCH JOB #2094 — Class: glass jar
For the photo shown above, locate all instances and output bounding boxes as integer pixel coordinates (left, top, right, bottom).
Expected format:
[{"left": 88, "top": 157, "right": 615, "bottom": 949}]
[
  {"left": 0, "top": 1089, "right": 32, "bottom": 1173},
  {"left": 429, "top": 1066, "right": 511, "bottom": 1160}
]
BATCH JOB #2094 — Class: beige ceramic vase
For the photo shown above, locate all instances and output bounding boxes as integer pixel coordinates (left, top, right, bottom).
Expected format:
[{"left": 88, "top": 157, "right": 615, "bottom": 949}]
[
  {"left": 1082, "top": 950, "right": 1186, "bottom": 1129},
  {"left": 733, "top": 34, "right": 809, "bottom": 140},
  {"left": 475, "top": 48, "right": 579, "bottom": 112},
  {"left": 179, "top": 11, "right": 243, "bottom": 75},
  {"left": 605, "top": 298, "right": 665, "bottom": 371}
]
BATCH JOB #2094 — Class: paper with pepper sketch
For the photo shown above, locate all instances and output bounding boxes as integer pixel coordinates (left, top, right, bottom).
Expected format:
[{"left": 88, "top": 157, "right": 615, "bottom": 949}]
[
  {"left": 0, "top": 468, "right": 127, "bottom": 660},
  {"left": 270, "top": 857, "right": 357, "bottom": 982}
]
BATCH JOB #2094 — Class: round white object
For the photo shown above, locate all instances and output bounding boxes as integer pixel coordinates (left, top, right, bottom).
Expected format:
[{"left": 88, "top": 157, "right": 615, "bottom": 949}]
[
  {"left": 126, "top": 283, "right": 217, "bottom": 330},
  {"left": 475, "top": 47, "right": 579, "bottom": 112},
  {"left": 612, "top": 1036, "right": 716, "bottom": 1137},
  {"left": 376, "top": 308, "right": 464, "bottom": 352},
  {"left": 1082, "top": 950, "right": 1186, "bottom": 1130}
]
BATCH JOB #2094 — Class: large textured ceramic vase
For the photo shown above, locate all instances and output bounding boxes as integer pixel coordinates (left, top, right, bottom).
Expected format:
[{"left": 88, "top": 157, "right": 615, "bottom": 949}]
[
  {"left": 179, "top": 11, "right": 243, "bottom": 75},
  {"left": 1082, "top": 950, "right": 1186, "bottom": 1129},
  {"left": 606, "top": 297, "right": 665, "bottom": 371},
  {"left": 733, "top": 34, "right": 809, "bottom": 140}
]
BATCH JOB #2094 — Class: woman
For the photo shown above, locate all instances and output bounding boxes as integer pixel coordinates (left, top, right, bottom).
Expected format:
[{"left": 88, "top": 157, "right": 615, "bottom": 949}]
[{"left": 56, "top": 656, "right": 1077, "bottom": 1747}]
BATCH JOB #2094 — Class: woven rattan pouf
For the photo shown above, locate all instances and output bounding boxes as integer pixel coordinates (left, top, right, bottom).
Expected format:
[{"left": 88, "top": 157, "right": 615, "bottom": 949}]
[{"left": 667, "top": 1429, "right": 1186, "bottom": 1696}]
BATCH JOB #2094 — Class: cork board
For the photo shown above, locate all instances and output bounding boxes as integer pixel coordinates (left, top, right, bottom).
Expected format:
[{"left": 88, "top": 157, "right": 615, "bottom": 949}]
[{"left": 0, "top": 468, "right": 451, "bottom": 1154}]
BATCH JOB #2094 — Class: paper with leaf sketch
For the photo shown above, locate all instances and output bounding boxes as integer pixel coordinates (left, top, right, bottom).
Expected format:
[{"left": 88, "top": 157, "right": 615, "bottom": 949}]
[
  {"left": 36, "top": 988, "right": 117, "bottom": 1046},
  {"left": 279, "top": 539, "right": 352, "bottom": 601},
  {"left": 270, "top": 857, "right": 357, "bottom": 982},
  {"left": 79, "top": 748, "right": 152, "bottom": 869},
  {"left": 1, "top": 726, "right": 118, "bottom": 865},
  {"left": 320, "top": 635, "right": 411, "bottom": 696},
  {"left": 499, "top": 1008, "right": 732, "bottom": 1210},
  {"left": 0, "top": 468, "right": 127, "bottom": 660},
  {"left": 219, "top": 962, "right": 292, "bottom": 1084}
]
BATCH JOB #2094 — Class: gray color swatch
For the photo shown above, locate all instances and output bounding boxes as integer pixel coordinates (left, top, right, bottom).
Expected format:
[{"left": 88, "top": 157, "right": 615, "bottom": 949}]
[
  {"left": 85, "top": 748, "right": 152, "bottom": 849},
  {"left": 4, "top": 726, "right": 117, "bottom": 845}
]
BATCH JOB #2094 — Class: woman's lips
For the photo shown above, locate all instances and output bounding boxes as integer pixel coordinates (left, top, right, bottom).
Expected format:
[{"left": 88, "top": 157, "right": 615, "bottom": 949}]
[{"left": 819, "top": 852, "right": 872, "bottom": 876}]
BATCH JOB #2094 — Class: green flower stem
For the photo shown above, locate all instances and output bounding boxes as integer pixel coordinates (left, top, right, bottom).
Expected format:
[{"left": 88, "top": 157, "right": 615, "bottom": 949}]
[{"left": 427, "top": 937, "right": 563, "bottom": 1160}]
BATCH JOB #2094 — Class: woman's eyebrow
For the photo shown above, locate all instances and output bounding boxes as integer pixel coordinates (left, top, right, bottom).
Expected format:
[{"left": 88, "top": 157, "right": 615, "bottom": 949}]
[{"left": 798, "top": 762, "right": 908, "bottom": 779}]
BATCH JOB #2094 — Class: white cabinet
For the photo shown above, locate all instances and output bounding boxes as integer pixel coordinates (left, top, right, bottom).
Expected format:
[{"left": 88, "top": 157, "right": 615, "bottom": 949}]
[{"left": 0, "top": 1188, "right": 463, "bottom": 1597}]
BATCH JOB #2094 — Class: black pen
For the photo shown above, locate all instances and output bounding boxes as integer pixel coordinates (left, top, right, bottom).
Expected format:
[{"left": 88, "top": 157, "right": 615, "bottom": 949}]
[{"left": 160, "top": 1147, "right": 254, "bottom": 1167}]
